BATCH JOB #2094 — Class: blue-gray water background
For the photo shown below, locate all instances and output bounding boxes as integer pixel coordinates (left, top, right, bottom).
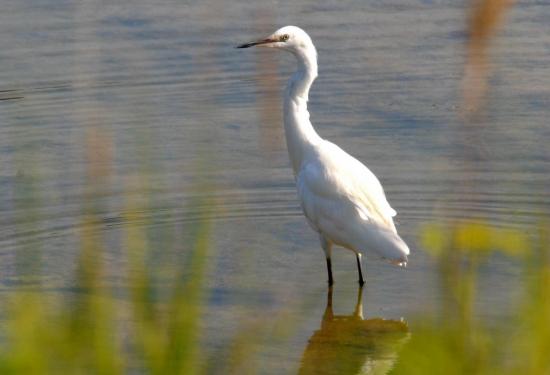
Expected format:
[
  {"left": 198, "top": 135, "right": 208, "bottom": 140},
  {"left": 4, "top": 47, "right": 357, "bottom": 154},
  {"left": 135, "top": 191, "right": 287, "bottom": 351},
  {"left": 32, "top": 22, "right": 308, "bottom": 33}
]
[{"left": 1, "top": 0, "right": 549, "bottom": 372}]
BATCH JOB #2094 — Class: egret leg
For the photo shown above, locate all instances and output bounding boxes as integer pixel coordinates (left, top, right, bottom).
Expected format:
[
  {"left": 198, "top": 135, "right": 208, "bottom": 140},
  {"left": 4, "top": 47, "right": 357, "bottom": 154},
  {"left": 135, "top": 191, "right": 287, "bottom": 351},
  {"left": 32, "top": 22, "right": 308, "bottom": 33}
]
[
  {"left": 326, "top": 258, "right": 334, "bottom": 286},
  {"left": 356, "top": 253, "right": 365, "bottom": 286},
  {"left": 320, "top": 236, "right": 333, "bottom": 286}
]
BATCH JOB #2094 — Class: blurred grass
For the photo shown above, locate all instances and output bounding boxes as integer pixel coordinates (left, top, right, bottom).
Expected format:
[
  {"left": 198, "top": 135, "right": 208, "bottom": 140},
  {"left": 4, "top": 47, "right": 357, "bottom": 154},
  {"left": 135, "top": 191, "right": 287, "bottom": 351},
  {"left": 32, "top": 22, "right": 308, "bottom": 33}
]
[
  {"left": 462, "top": 0, "right": 513, "bottom": 116},
  {"left": 3, "top": 215, "right": 547, "bottom": 374},
  {"left": 392, "top": 221, "right": 550, "bottom": 375},
  {"left": 0, "top": 120, "right": 215, "bottom": 373},
  {"left": 0, "top": 189, "right": 213, "bottom": 374},
  {"left": 3, "top": 196, "right": 549, "bottom": 374}
]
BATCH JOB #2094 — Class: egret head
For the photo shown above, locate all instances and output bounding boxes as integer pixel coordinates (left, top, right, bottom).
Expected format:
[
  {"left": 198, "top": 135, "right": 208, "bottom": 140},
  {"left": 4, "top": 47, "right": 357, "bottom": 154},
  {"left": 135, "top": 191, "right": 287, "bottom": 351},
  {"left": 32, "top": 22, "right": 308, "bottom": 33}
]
[{"left": 237, "top": 26, "right": 315, "bottom": 57}]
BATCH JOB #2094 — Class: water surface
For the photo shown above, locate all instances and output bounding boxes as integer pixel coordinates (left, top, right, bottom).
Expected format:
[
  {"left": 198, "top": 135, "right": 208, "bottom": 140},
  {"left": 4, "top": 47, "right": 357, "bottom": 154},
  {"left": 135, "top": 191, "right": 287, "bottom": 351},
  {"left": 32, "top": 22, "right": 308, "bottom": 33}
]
[{"left": 1, "top": 0, "right": 549, "bottom": 372}]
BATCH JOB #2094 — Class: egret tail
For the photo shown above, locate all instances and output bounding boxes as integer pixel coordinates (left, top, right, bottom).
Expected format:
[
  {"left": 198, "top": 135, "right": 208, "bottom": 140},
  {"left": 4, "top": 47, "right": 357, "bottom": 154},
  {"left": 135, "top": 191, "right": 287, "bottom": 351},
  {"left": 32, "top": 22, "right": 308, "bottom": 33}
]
[{"left": 359, "top": 226, "right": 409, "bottom": 266}]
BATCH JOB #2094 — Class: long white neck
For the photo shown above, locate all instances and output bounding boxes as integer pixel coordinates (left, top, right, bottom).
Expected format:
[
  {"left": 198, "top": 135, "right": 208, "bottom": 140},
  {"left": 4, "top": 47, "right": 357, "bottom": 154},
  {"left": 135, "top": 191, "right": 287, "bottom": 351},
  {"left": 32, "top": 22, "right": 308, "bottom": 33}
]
[{"left": 283, "top": 47, "right": 322, "bottom": 173}]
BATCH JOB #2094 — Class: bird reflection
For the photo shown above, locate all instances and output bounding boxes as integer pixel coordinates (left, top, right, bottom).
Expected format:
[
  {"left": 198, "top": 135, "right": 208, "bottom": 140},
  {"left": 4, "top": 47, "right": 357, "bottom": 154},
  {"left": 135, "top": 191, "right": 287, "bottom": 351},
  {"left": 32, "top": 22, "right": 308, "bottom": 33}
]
[{"left": 299, "top": 287, "right": 409, "bottom": 375}]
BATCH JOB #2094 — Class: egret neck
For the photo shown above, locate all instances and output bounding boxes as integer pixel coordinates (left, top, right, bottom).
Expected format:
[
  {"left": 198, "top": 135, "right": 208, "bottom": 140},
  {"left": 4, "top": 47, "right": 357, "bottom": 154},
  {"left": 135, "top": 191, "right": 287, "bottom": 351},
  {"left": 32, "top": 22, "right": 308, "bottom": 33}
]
[{"left": 283, "top": 47, "right": 321, "bottom": 174}]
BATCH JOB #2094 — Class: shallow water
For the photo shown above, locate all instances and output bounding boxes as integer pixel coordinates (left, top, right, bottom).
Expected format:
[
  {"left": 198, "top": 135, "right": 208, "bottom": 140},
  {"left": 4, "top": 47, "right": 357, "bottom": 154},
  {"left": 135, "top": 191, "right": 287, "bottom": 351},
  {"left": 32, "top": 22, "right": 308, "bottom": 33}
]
[{"left": 1, "top": 0, "right": 549, "bottom": 373}]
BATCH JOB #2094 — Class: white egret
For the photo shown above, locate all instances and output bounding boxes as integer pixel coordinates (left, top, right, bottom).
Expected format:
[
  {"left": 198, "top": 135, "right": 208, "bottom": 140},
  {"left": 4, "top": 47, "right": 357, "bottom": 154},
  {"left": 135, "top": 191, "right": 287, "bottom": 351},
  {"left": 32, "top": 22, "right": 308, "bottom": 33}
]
[{"left": 238, "top": 26, "right": 409, "bottom": 286}]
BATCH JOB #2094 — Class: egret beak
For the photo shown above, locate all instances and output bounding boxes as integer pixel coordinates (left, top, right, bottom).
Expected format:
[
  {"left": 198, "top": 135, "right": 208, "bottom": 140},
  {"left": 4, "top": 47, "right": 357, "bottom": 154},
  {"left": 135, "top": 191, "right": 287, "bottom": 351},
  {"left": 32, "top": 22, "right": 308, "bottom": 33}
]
[{"left": 236, "top": 38, "right": 276, "bottom": 48}]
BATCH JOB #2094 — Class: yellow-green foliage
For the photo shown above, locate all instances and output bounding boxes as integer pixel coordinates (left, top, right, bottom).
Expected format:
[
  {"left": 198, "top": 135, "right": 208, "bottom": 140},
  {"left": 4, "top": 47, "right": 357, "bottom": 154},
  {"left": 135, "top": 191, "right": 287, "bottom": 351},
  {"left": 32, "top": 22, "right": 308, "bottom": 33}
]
[
  {"left": 0, "top": 192, "right": 212, "bottom": 374},
  {"left": 392, "top": 221, "right": 550, "bottom": 375}
]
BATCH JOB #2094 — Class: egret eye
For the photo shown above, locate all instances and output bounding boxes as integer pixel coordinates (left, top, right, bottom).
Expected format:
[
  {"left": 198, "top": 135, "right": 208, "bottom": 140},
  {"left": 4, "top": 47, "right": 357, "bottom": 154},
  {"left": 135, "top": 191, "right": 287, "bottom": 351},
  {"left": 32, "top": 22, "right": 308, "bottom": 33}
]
[{"left": 280, "top": 34, "right": 290, "bottom": 42}]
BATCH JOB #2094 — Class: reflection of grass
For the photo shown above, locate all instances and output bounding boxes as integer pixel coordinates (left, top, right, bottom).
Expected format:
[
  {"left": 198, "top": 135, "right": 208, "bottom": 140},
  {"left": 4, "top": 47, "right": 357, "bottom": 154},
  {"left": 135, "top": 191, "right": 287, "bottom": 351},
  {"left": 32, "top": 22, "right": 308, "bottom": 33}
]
[{"left": 392, "top": 221, "right": 550, "bottom": 374}]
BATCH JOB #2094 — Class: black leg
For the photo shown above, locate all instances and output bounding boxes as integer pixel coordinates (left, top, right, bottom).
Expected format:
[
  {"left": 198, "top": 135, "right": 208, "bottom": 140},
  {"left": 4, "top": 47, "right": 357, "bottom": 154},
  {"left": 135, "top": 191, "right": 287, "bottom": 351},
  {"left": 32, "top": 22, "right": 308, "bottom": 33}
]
[
  {"left": 356, "top": 253, "right": 365, "bottom": 286},
  {"left": 326, "top": 257, "right": 334, "bottom": 286},
  {"left": 320, "top": 236, "right": 334, "bottom": 286}
]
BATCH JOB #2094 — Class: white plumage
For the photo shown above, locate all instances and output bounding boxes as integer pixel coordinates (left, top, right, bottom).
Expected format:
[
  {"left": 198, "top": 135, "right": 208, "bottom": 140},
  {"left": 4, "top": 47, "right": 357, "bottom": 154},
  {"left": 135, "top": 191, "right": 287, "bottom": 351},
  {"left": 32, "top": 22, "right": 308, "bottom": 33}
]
[{"left": 238, "top": 26, "right": 409, "bottom": 285}]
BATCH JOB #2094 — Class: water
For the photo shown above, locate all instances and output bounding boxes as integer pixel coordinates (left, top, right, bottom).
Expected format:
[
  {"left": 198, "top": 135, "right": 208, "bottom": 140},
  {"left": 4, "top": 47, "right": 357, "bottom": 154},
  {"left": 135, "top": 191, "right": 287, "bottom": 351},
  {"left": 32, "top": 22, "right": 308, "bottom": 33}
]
[{"left": 1, "top": 0, "right": 549, "bottom": 373}]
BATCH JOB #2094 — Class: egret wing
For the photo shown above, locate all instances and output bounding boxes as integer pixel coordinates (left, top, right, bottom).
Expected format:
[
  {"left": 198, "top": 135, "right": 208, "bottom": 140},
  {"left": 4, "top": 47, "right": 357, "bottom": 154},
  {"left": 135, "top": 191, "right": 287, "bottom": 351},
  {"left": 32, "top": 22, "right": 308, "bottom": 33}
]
[{"left": 298, "top": 141, "right": 397, "bottom": 233}]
